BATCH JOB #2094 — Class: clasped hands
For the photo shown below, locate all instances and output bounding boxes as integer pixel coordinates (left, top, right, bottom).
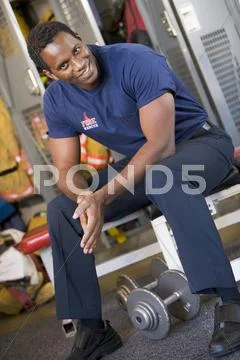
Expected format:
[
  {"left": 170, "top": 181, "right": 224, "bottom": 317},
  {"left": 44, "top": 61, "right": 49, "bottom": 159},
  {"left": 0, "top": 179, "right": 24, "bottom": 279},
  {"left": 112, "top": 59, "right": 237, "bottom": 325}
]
[{"left": 72, "top": 190, "right": 105, "bottom": 254}]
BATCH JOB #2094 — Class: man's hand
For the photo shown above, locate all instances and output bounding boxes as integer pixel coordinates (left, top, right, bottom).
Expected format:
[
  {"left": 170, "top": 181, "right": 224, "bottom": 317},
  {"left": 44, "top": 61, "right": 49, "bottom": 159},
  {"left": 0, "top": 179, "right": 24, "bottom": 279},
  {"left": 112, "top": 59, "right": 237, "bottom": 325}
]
[{"left": 72, "top": 191, "right": 105, "bottom": 254}]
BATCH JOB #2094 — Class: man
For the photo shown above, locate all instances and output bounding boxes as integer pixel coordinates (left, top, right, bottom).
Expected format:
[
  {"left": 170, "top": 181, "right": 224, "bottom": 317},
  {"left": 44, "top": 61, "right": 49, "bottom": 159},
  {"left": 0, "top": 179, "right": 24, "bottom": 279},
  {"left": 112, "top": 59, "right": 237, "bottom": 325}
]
[{"left": 27, "top": 21, "right": 240, "bottom": 359}]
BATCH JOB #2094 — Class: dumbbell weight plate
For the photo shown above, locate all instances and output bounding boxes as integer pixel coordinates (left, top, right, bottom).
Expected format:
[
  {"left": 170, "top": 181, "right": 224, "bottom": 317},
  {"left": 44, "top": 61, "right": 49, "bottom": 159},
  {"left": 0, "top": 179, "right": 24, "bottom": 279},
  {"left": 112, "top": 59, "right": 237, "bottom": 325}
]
[
  {"left": 127, "top": 288, "right": 170, "bottom": 339},
  {"left": 156, "top": 270, "right": 200, "bottom": 321},
  {"left": 151, "top": 257, "right": 168, "bottom": 279},
  {"left": 116, "top": 274, "right": 138, "bottom": 310}
]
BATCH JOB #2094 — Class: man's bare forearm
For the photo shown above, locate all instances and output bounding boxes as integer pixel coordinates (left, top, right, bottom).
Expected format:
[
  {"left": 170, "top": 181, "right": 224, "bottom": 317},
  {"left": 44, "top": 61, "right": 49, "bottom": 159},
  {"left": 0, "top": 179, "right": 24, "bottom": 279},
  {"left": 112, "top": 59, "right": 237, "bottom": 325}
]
[
  {"left": 98, "top": 140, "right": 175, "bottom": 205},
  {"left": 58, "top": 169, "right": 89, "bottom": 201}
]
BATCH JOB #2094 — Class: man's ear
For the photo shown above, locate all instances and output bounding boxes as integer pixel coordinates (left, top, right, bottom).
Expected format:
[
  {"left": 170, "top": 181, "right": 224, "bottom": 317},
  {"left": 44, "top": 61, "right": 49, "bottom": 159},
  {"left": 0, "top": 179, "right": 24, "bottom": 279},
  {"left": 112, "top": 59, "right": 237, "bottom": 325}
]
[{"left": 42, "top": 69, "right": 58, "bottom": 80}]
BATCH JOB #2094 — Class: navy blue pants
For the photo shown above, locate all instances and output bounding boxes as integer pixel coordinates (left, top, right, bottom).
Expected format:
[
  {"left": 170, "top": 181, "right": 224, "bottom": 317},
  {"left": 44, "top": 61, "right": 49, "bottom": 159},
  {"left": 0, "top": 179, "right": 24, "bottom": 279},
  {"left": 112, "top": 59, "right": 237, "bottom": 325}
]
[{"left": 47, "top": 125, "right": 237, "bottom": 319}]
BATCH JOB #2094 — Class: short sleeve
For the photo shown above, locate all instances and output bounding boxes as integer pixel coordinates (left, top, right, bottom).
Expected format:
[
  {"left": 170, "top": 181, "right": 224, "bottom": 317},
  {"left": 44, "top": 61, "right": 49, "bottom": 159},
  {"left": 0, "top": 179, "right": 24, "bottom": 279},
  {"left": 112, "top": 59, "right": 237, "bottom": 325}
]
[
  {"left": 126, "top": 50, "right": 177, "bottom": 109},
  {"left": 43, "top": 89, "right": 79, "bottom": 138}
]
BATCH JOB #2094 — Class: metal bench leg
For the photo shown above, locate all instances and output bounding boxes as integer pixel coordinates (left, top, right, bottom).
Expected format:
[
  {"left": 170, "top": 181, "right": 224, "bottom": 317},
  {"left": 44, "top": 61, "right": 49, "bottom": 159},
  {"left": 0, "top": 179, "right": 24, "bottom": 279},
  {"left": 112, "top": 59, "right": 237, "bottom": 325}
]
[
  {"left": 39, "top": 247, "right": 55, "bottom": 287},
  {"left": 151, "top": 215, "right": 183, "bottom": 271}
]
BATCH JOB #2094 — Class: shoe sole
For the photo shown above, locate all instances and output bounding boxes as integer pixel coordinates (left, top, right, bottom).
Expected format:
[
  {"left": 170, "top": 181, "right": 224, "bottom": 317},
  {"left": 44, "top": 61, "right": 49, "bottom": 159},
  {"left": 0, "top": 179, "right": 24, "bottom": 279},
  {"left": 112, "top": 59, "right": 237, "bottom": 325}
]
[
  {"left": 210, "top": 342, "right": 240, "bottom": 358},
  {"left": 89, "top": 337, "right": 123, "bottom": 360}
]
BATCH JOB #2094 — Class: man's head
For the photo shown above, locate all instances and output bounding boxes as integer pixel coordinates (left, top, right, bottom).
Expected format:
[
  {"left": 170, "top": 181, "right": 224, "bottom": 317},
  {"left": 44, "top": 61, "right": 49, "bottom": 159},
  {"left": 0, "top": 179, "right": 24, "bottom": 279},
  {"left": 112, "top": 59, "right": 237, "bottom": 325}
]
[{"left": 27, "top": 21, "right": 99, "bottom": 89}]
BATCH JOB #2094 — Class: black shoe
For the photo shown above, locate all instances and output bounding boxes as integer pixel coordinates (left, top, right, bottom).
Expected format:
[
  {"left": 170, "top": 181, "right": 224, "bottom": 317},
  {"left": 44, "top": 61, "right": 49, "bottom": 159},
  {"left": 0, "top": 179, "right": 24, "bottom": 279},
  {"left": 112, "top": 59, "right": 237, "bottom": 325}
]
[
  {"left": 67, "top": 320, "right": 123, "bottom": 360},
  {"left": 209, "top": 300, "right": 240, "bottom": 358}
]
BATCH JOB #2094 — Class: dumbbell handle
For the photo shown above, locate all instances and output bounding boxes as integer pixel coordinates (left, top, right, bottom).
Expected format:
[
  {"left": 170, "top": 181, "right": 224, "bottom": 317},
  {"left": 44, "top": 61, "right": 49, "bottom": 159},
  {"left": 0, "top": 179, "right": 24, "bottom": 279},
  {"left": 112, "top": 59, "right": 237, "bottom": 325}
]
[
  {"left": 145, "top": 279, "right": 182, "bottom": 306},
  {"left": 164, "top": 291, "right": 181, "bottom": 306},
  {"left": 144, "top": 280, "right": 158, "bottom": 291}
]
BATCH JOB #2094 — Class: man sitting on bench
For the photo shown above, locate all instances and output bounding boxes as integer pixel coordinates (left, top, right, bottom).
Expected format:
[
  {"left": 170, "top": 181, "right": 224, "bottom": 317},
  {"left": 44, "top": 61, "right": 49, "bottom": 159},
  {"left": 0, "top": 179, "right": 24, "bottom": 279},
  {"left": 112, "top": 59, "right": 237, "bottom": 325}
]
[{"left": 27, "top": 21, "right": 240, "bottom": 359}]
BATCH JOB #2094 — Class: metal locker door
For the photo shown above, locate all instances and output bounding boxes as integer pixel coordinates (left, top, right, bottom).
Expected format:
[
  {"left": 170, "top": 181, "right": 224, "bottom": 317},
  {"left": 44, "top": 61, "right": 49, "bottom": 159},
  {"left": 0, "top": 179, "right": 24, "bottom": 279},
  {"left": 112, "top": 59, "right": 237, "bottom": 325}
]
[
  {"left": 0, "top": 0, "right": 57, "bottom": 202},
  {"left": 1, "top": 1, "right": 44, "bottom": 110},
  {"left": 48, "top": 0, "right": 105, "bottom": 45},
  {"left": 135, "top": 0, "right": 220, "bottom": 128},
  {"left": 166, "top": 0, "right": 240, "bottom": 146}
]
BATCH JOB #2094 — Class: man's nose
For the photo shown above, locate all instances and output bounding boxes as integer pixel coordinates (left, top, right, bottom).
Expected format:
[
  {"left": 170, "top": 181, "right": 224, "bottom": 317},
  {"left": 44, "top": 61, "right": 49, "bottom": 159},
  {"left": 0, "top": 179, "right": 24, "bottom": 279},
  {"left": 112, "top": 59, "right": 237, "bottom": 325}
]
[{"left": 71, "top": 58, "right": 84, "bottom": 72}]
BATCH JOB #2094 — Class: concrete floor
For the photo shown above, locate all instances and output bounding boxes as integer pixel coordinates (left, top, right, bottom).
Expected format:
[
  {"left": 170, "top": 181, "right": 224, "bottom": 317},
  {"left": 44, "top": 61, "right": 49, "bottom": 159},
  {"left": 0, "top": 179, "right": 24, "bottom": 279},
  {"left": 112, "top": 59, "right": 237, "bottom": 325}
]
[{"left": 1, "top": 288, "right": 240, "bottom": 360}]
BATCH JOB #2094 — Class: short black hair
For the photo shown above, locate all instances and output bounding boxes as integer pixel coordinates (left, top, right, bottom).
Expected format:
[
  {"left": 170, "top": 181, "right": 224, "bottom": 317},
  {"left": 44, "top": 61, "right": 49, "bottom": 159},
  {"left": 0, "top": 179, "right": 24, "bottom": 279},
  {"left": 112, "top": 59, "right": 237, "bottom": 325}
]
[{"left": 27, "top": 21, "right": 78, "bottom": 71}]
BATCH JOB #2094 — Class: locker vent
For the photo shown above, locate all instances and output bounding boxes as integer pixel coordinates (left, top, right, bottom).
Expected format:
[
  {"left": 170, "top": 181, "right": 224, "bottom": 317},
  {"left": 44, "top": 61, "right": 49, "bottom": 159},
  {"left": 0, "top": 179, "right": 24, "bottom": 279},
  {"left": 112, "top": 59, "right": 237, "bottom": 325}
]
[
  {"left": 201, "top": 28, "right": 240, "bottom": 130},
  {"left": 0, "top": 5, "right": 18, "bottom": 57}
]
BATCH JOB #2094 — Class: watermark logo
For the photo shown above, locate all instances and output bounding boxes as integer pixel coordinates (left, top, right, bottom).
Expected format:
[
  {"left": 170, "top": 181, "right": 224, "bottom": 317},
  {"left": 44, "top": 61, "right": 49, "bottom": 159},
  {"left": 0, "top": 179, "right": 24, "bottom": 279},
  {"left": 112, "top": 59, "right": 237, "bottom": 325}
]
[{"left": 33, "top": 164, "right": 206, "bottom": 197}]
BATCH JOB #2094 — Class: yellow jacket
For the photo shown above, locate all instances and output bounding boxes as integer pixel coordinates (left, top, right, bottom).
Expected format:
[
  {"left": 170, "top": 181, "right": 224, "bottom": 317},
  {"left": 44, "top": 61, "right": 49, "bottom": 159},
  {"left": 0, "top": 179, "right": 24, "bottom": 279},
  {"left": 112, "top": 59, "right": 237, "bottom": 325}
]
[
  {"left": 0, "top": 97, "right": 33, "bottom": 202},
  {"left": 80, "top": 134, "right": 112, "bottom": 169}
]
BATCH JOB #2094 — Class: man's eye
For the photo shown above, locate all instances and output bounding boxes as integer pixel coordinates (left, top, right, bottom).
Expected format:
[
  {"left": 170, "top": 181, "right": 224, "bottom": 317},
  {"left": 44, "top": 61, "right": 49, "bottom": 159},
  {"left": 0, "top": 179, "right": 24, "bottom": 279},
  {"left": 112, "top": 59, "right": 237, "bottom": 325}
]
[
  {"left": 74, "top": 47, "right": 80, "bottom": 55},
  {"left": 60, "top": 63, "right": 68, "bottom": 70}
]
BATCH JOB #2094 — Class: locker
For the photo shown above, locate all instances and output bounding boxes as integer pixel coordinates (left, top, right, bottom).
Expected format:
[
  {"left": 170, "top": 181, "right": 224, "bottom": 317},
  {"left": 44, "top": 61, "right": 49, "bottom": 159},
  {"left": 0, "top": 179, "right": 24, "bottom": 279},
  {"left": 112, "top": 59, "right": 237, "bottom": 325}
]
[{"left": 136, "top": 0, "right": 240, "bottom": 146}]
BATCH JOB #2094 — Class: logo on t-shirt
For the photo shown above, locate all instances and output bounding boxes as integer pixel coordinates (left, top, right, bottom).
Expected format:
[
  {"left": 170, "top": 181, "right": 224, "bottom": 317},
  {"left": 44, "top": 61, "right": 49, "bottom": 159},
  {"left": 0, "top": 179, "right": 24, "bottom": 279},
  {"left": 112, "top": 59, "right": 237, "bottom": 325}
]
[{"left": 81, "top": 112, "right": 98, "bottom": 130}]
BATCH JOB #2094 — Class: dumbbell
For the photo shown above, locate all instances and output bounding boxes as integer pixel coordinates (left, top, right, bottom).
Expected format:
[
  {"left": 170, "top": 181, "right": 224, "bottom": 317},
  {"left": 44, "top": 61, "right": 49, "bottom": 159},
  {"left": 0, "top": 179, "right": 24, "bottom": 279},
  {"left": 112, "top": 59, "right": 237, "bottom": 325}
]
[
  {"left": 127, "top": 270, "right": 200, "bottom": 339},
  {"left": 116, "top": 257, "right": 167, "bottom": 310}
]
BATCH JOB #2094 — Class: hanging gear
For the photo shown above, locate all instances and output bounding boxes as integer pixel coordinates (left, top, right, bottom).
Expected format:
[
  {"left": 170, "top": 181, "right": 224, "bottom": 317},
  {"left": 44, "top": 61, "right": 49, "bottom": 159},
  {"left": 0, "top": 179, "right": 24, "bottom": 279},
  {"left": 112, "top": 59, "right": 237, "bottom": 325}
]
[
  {"left": 124, "top": 0, "right": 153, "bottom": 47},
  {"left": 0, "top": 97, "right": 33, "bottom": 202},
  {"left": 80, "top": 134, "right": 113, "bottom": 170}
]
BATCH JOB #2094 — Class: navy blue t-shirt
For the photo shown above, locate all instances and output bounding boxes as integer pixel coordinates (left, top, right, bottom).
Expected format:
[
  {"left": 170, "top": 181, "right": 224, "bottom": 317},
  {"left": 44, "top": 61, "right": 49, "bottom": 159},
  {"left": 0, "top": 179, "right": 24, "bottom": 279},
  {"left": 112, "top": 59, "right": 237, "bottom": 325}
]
[{"left": 43, "top": 43, "right": 207, "bottom": 157}]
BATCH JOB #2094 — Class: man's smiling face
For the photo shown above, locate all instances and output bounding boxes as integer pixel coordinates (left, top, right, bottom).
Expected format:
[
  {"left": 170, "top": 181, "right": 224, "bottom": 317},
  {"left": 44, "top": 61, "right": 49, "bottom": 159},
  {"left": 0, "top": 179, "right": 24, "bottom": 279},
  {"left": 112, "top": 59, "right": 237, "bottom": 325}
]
[{"left": 40, "top": 31, "right": 99, "bottom": 90}]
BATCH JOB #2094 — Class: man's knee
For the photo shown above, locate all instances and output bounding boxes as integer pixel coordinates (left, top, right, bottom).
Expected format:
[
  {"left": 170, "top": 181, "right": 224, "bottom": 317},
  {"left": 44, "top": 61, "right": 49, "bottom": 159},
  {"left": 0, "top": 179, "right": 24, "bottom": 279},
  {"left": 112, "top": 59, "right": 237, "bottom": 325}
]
[
  {"left": 47, "top": 194, "right": 83, "bottom": 241},
  {"left": 145, "top": 164, "right": 178, "bottom": 198}
]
